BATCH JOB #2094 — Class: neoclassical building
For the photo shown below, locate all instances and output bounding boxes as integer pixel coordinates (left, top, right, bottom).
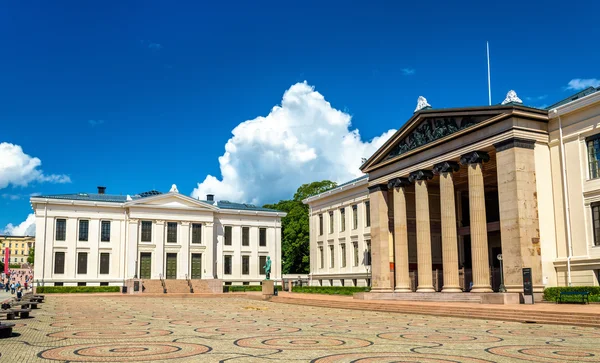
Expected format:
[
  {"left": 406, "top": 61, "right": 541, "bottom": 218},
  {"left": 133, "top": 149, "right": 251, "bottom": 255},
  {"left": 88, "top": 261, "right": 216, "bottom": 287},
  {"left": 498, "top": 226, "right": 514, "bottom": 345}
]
[
  {"left": 1, "top": 235, "right": 35, "bottom": 266},
  {"left": 31, "top": 186, "right": 284, "bottom": 289},
  {"left": 307, "top": 88, "right": 600, "bottom": 299}
]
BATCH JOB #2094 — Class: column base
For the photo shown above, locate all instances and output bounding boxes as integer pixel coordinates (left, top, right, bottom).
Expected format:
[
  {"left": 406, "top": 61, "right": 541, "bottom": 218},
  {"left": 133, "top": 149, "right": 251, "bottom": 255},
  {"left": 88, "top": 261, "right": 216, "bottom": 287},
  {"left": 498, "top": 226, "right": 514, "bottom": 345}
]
[
  {"left": 370, "top": 287, "right": 394, "bottom": 293},
  {"left": 471, "top": 286, "right": 493, "bottom": 293},
  {"left": 416, "top": 286, "right": 435, "bottom": 293},
  {"left": 394, "top": 287, "right": 412, "bottom": 293},
  {"left": 442, "top": 286, "right": 462, "bottom": 293}
]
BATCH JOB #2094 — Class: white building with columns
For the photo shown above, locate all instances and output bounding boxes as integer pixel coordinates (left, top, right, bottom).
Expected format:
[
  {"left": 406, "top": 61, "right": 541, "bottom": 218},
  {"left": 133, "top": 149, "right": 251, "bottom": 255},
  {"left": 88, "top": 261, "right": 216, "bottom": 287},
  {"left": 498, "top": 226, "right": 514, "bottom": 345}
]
[{"left": 31, "top": 185, "right": 284, "bottom": 288}]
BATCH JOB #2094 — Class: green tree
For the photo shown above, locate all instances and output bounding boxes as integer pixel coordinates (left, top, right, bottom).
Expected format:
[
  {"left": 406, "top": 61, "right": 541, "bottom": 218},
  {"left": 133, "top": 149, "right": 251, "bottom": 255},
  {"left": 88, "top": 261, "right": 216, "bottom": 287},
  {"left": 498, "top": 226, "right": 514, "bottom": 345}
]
[
  {"left": 27, "top": 246, "right": 35, "bottom": 265},
  {"left": 264, "top": 180, "right": 337, "bottom": 274}
]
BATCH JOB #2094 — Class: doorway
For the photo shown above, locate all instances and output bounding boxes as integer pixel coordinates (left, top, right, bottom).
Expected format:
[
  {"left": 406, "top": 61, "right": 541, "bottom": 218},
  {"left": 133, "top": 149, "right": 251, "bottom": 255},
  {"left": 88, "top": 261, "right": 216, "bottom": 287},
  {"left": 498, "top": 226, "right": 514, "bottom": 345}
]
[
  {"left": 191, "top": 253, "right": 202, "bottom": 279},
  {"left": 140, "top": 253, "right": 152, "bottom": 279},
  {"left": 166, "top": 253, "right": 177, "bottom": 279}
]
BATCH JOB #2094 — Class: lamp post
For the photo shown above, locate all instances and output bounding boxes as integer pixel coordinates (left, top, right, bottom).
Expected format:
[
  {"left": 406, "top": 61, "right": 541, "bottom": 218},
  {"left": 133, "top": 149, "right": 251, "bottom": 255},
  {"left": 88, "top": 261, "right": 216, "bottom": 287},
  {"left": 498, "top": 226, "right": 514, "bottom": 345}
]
[{"left": 497, "top": 254, "right": 506, "bottom": 293}]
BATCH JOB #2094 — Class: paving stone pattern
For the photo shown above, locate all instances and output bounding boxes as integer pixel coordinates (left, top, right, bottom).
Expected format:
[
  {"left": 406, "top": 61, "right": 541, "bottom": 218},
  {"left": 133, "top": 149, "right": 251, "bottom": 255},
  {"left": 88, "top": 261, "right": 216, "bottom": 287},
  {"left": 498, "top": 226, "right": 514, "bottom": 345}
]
[{"left": 2, "top": 295, "right": 600, "bottom": 362}]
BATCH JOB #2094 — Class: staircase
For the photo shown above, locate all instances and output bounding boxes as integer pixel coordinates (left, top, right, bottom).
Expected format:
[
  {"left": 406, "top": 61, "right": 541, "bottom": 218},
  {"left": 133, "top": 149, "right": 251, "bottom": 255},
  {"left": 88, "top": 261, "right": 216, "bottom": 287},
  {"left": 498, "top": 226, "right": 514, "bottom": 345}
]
[
  {"left": 165, "top": 280, "right": 192, "bottom": 293},
  {"left": 355, "top": 292, "right": 482, "bottom": 303},
  {"left": 190, "top": 279, "right": 223, "bottom": 293},
  {"left": 269, "top": 294, "right": 600, "bottom": 328},
  {"left": 141, "top": 280, "right": 164, "bottom": 294}
]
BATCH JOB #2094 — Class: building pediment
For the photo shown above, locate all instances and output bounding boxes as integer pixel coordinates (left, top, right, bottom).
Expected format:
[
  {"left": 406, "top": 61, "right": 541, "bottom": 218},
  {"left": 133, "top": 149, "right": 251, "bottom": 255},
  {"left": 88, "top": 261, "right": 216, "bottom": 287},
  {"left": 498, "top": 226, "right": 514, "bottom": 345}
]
[{"left": 124, "top": 192, "right": 219, "bottom": 211}]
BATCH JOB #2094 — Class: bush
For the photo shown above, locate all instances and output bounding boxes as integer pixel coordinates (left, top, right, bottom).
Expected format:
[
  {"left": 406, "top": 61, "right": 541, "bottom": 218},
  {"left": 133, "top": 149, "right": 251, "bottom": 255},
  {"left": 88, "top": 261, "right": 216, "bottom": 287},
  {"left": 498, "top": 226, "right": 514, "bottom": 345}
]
[
  {"left": 292, "top": 286, "right": 370, "bottom": 295},
  {"left": 9, "top": 264, "right": 22, "bottom": 269},
  {"left": 36, "top": 286, "right": 120, "bottom": 294},
  {"left": 226, "top": 285, "right": 282, "bottom": 292},
  {"left": 543, "top": 286, "right": 600, "bottom": 301}
]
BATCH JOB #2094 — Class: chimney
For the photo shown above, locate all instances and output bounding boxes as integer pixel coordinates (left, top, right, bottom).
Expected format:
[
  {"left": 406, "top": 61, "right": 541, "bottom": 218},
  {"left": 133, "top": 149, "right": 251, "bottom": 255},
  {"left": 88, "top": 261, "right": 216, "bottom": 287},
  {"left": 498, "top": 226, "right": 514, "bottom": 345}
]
[
  {"left": 97, "top": 186, "right": 106, "bottom": 194},
  {"left": 206, "top": 194, "right": 214, "bottom": 201}
]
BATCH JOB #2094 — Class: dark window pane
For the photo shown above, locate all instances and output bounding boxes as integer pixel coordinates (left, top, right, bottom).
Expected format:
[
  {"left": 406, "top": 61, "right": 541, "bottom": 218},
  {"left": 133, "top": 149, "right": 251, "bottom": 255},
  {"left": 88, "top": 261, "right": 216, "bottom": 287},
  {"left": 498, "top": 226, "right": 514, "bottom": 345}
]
[
  {"left": 101, "top": 221, "right": 111, "bottom": 242},
  {"left": 259, "top": 228, "right": 267, "bottom": 247},
  {"left": 192, "top": 223, "right": 202, "bottom": 244},
  {"left": 141, "top": 221, "right": 152, "bottom": 242},
  {"left": 365, "top": 201, "right": 371, "bottom": 227},
  {"left": 224, "top": 255, "right": 232, "bottom": 275},
  {"left": 259, "top": 256, "right": 267, "bottom": 275},
  {"left": 319, "top": 214, "right": 323, "bottom": 235},
  {"left": 224, "top": 226, "right": 232, "bottom": 246},
  {"left": 78, "top": 220, "right": 89, "bottom": 241},
  {"left": 167, "top": 222, "right": 177, "bottom": 243},
  {"left": 100, "top": 253, "right": 110, "bottom": 274},
  {"left": 54, "top": 252, "right": 65, "bottom": 274},
  {"left": 242, "top": 256, "right": 249, "bottom": 275},
  {"left": 242, "top": 227, "right": 250, "bottom": 246},
  {"left": 56, "top": 219, "right": 66, "bottom": 241},
  {"left": 77, "top": 252, "right": 87, "bottom": 274}
]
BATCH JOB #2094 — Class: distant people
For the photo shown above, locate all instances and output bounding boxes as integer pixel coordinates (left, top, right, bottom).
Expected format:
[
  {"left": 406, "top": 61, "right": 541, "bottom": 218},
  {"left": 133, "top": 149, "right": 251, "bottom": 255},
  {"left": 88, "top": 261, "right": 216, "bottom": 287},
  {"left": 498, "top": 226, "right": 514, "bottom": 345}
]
[
  {"left": 16, "top": 287, "right": 22, "bottom": 300},
  {"left": 10, "top": 282, "right": 15, "bottom": 294}
]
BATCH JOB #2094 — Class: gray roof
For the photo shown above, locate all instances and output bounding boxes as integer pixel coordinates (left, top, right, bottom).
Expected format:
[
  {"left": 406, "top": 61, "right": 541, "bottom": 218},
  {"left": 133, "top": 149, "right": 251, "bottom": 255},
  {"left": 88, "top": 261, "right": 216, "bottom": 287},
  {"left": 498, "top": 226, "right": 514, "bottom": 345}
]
[
  {"left": 546, "top": 87, "right": 600, "bottom": 110},
  {"left": 334, "top": 174, "right": 368, "bottom": 189},
  {"left": 34, "top": 192, "right": 284, "bottom": 213}
]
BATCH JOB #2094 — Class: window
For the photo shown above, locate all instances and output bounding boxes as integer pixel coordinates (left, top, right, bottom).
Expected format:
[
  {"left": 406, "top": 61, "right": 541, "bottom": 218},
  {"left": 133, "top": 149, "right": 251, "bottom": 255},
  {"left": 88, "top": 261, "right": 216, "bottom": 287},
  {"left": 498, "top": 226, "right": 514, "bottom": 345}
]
[
  {"left": 224, "top": 255, "right": 232, "bottom": 275},
  {"left": 79, "top": 220, "right": 89, "bottom": 241},
  {"left": 243, "top": 281, "right": 250, "bottom": 286},
  {"left": 588, "top": 135, "right": 600, "bottom": 179},
  {"left": 242, "top": 256, "right": 250, "bottom": 275},
  {"left": 167, "top": 222, "right": 177, "bottom": 243},
  {"left": 141, "top": 221, "right": 152, "bottom": 242},
  {"left": 259, "top": 256, "right": 267, "bottom": 275},
  {"left": 100, "top": 282, "right": 109, "bottom": 286},
  {"left": 242, "top": 227, "right": 250, "bottom": 246},
  {"left": 224, "top": 226, "right": 232, "bottom": 246},
  {"left": 341, "top": 243, "right": 346, "bottom": 268},
  {"left": 329, "top": 245, "right": 334, "bottom": 268},
  {"left": 77, "top": 252, "right": 88, "bottom": 274},
  {"left": 101, "top": 221, "right": 111, "bottom": 242},
  {"left": 593, "top": 203, "right": 600, "bottom": 246},
  {"left": 77, "top": 282, "right": 86, "bottom": 287},
  {"left": 353, "top": 242, "right": 359, "bottom": 266},
  {"left": 56, "top": 219, "right": 66, "bottom": 241},
  {"left": 329, "top": 211, "right": 334, "bottom": 233},
  {"left": 340, "top": 208, "right": 346, "bottom": 232},
  {"left": 54, "top": 252, "right": 65, "bottom": 274},
  {"left": 365, "top": 201, "right": 371, "bottom": 227},
  {"left": 318, "top": 246, "right": 324, "bottom": 269},
  {"left": 54, "top": 282, "right": 64, "bottom": 286},
  {"left": 352, "top": 205, "right": 358, "bottom": 229},
  {"left": 100, "top": 253, "right": 110, "bottom": 274},
  {"left": 319, "top": 214, "right": 323, "bottom": 235},
  {"left": 365, "top": 240, "right": 372, "bottom": 266},
  {"left": 192, "top": 223, "right": 202, "bottom": 244},
  {"left": 259, "top": 228, "right": 267, "bottom": 247}
]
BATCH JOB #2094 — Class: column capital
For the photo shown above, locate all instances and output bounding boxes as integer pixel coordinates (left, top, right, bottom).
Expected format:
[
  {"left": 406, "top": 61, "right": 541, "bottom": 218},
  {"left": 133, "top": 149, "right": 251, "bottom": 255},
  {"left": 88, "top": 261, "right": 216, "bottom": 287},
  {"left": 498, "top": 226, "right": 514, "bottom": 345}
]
[
  {"left": 494, "top": 137, "right": 535, "bottom": 152},
  {"left": 181, "top": 221, "right": 190, "bottom": 227},
  {"left": 387, "top": 177, "right": 411, "bottom": 189},
  {"left": 368, "top": 184, "right": 388, "bottom": 193},
  {"left": 460, "top": 151, "right": 489, "bottom": 165},
  {"left": 155, "top": 220, "right": 165, "bottom": 225},
  {"left": 432, "top": 161, "right": 460, "bottom": 175},
  {"left": 128, "top": 218, "right": 139, "bottom": 224},
  {"left": 408, "top": 170, "right": 433, "bottom": 183}
]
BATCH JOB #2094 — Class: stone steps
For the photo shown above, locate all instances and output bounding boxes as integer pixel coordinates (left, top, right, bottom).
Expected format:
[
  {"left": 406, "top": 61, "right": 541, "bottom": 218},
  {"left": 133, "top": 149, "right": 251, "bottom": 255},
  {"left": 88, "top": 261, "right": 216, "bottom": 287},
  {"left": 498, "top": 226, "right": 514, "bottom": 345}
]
[
  {"left": 270, "top": 296, "right": 600, "bottom": 327},
  {"left": 141, "top": 280, "right": 164, "bottom": 294},
  {"left": 165, "top": 280, "right": 191, "bottom": 293},
  {"left": 190, "top": 279, "right": 222, "bottom": 294}
]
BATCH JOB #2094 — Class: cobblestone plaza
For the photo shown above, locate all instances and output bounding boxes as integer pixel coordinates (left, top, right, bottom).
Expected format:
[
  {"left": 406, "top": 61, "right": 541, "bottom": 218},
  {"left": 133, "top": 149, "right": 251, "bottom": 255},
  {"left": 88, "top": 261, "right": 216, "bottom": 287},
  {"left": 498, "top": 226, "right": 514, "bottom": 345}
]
[{"left": 2, "top": 295, "right": 600, "bottom": 362}]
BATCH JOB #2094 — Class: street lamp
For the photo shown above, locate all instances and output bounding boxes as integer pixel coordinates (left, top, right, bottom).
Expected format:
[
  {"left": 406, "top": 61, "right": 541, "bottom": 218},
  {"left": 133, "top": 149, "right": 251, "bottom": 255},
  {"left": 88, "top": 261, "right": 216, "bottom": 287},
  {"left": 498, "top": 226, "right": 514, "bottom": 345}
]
[{"left": 497, "top": 254, "right": 506, "bottom": 293}]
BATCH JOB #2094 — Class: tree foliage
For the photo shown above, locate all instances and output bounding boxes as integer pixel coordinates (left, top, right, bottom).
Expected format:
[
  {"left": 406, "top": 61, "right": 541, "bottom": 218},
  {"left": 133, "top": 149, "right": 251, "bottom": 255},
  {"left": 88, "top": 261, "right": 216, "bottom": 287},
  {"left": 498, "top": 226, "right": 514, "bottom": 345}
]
[
  {"left": 264, "top": 180, "right": 337, "bottom": 274},
  {"left": 27, "top": 246, "right": 35, "bottom": 265}
]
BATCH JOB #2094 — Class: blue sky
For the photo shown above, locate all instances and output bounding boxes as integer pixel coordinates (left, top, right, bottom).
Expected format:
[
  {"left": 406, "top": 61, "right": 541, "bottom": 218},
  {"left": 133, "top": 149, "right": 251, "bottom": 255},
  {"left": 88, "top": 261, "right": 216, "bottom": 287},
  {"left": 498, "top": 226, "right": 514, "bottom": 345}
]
[{"left": 1, "top": 1, "right": 599, "bottom": 234}]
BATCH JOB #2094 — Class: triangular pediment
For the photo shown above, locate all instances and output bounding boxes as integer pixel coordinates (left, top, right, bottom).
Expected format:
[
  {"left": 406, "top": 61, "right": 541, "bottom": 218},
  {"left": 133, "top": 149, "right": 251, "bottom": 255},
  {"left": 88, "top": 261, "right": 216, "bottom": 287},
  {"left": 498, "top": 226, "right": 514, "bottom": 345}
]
[
  {"left": 125, "top": 192, "right": 219, "bottom": 211},
  {"left": 360, "top": 106, "right": 519, "bottom": 173}
]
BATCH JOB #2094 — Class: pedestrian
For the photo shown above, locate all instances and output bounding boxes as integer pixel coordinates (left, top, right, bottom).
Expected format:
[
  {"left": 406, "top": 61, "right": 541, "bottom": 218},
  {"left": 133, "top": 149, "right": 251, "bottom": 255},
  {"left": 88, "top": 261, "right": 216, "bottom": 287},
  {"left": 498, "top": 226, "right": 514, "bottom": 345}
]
[
  {"left": 16, "top": 287, "right": 22, "bottom": 301},
  {"left": 10, "top": 282, "right": 15, "bottom": 294}
]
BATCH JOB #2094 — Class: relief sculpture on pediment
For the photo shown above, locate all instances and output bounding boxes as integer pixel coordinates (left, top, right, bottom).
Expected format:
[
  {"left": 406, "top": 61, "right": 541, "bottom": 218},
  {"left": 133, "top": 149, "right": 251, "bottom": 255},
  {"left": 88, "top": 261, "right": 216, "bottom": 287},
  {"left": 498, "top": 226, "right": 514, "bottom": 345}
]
[{"left": 385, "top": 115, "right": 489, "bottom": 160}]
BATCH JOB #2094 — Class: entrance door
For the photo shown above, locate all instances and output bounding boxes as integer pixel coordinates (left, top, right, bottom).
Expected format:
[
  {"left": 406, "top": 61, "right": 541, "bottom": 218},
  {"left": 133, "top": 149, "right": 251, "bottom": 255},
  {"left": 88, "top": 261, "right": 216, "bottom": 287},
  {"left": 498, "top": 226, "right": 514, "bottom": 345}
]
[
  {"left": 166, "top": 253, "right": 177, "bottom": 279},
  {"left": 191, "top": 253, "right": 202, "bottom": 279},
  {"left": 140, "top": 253, "right": 152, "bottom": 279}
]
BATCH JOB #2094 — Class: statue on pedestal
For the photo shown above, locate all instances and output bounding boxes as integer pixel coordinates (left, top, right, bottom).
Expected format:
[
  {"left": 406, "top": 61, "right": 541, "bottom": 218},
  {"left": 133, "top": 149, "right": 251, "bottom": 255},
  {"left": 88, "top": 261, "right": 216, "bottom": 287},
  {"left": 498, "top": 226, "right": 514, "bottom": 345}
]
[{"left": 264, "top": 256, "right": 272, "bottom": 280}]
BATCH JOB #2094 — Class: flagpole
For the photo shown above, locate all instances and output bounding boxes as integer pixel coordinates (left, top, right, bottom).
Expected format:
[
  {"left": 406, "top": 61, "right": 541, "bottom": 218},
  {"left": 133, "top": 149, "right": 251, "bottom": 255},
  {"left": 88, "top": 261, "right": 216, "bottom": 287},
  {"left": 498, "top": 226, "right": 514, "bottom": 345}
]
[{"left": 487, "top": 41, "right": 491, "bottom": 106}]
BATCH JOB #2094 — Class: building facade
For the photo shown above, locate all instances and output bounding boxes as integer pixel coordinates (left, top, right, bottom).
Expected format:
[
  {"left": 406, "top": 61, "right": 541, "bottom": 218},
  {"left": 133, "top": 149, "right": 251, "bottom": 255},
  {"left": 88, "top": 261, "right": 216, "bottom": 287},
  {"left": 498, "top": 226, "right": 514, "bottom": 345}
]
[
  {"left": 303, "top": 176, "right": 372, "bottom": 287},
  {"left": 1, "top": 235, "right": 34, "bottom": 266},
  {"left": 307, "top": 88, "right": 600, "bottom": 296},
  {"left": 31, "top": 186, "right": 284, "bottom": 287}
]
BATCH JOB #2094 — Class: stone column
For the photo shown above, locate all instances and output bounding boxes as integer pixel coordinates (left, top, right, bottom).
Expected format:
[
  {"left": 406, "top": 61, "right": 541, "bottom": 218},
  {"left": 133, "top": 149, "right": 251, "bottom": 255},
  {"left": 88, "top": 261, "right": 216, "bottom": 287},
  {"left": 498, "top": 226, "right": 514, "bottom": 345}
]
[
  {"left": 155, "top": 220, "right": 165, "bottom": 279},
  {"left": 368, "top": 184, "right": 392, "bottom": 292},
  {"left": 409, "top": 170, "right": 435, "bottom": 292},
  {"left": 460, "top": 151, "right": 492, "bottom": 293},
  {"left": 388, "top": 178, "right": 411, "bottom": 292},
  {"left": 433, "top": 161, "right": 462, "bottom": 293},
  {"left": 180, "top": 221, "right": 190, "bottom": 280},
  {"left": 127, "top": 219, "right": 139, "bottom": 279},
  {"left": 494, "top": 138, "right": 543, "bottom": 293}
]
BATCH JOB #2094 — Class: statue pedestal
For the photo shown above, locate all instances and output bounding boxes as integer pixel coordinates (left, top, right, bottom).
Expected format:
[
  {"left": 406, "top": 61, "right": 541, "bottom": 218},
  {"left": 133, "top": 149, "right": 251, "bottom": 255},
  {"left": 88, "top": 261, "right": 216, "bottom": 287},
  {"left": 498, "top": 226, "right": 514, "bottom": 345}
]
[{"left": 262, "top": 280, "right": 275, "bottom": 296}]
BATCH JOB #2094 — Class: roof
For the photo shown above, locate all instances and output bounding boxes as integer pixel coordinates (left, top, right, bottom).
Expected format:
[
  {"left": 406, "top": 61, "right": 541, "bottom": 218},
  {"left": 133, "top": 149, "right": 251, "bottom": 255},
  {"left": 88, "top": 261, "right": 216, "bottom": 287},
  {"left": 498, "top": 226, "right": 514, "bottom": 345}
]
[
  {"left": 546, "top": 87, "right": 600, "bottom": 110},
  {"left": 302, "top": 175, "right": 368, "bottom": 204},
  {"left": 0, "top": 235, "right": 35, "bottom": 239},
  {"left": 32, "top": 192, "right": 284, "bottom": 213}
]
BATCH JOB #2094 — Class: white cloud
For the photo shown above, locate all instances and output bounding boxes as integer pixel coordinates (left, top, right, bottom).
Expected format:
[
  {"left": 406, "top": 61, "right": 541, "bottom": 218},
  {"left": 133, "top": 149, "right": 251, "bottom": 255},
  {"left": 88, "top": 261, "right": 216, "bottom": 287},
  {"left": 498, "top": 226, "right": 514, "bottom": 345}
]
[
  {"left": 566, "top": 78, "right": 600, "bottom": 90},
  {"left": 3, "top": 213, "right": 35, "bottom": 236},
  {"left": 0, "top": 142, "right": 71, "bottom": 189},
  {"left": 191, "top": 82, "right": 395, "bottom": 205},
  {"left": 402, "top": 68, "right": 415, "bottom": 75},
  {"left": 1, "top": 194, "right": 21, "bottom": 200},
  {"left": 88, "top": 119, "right": 104, "bottom": 127},
  {"left": 525, "top": 95, "right": 547, "bottom": 101}
]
